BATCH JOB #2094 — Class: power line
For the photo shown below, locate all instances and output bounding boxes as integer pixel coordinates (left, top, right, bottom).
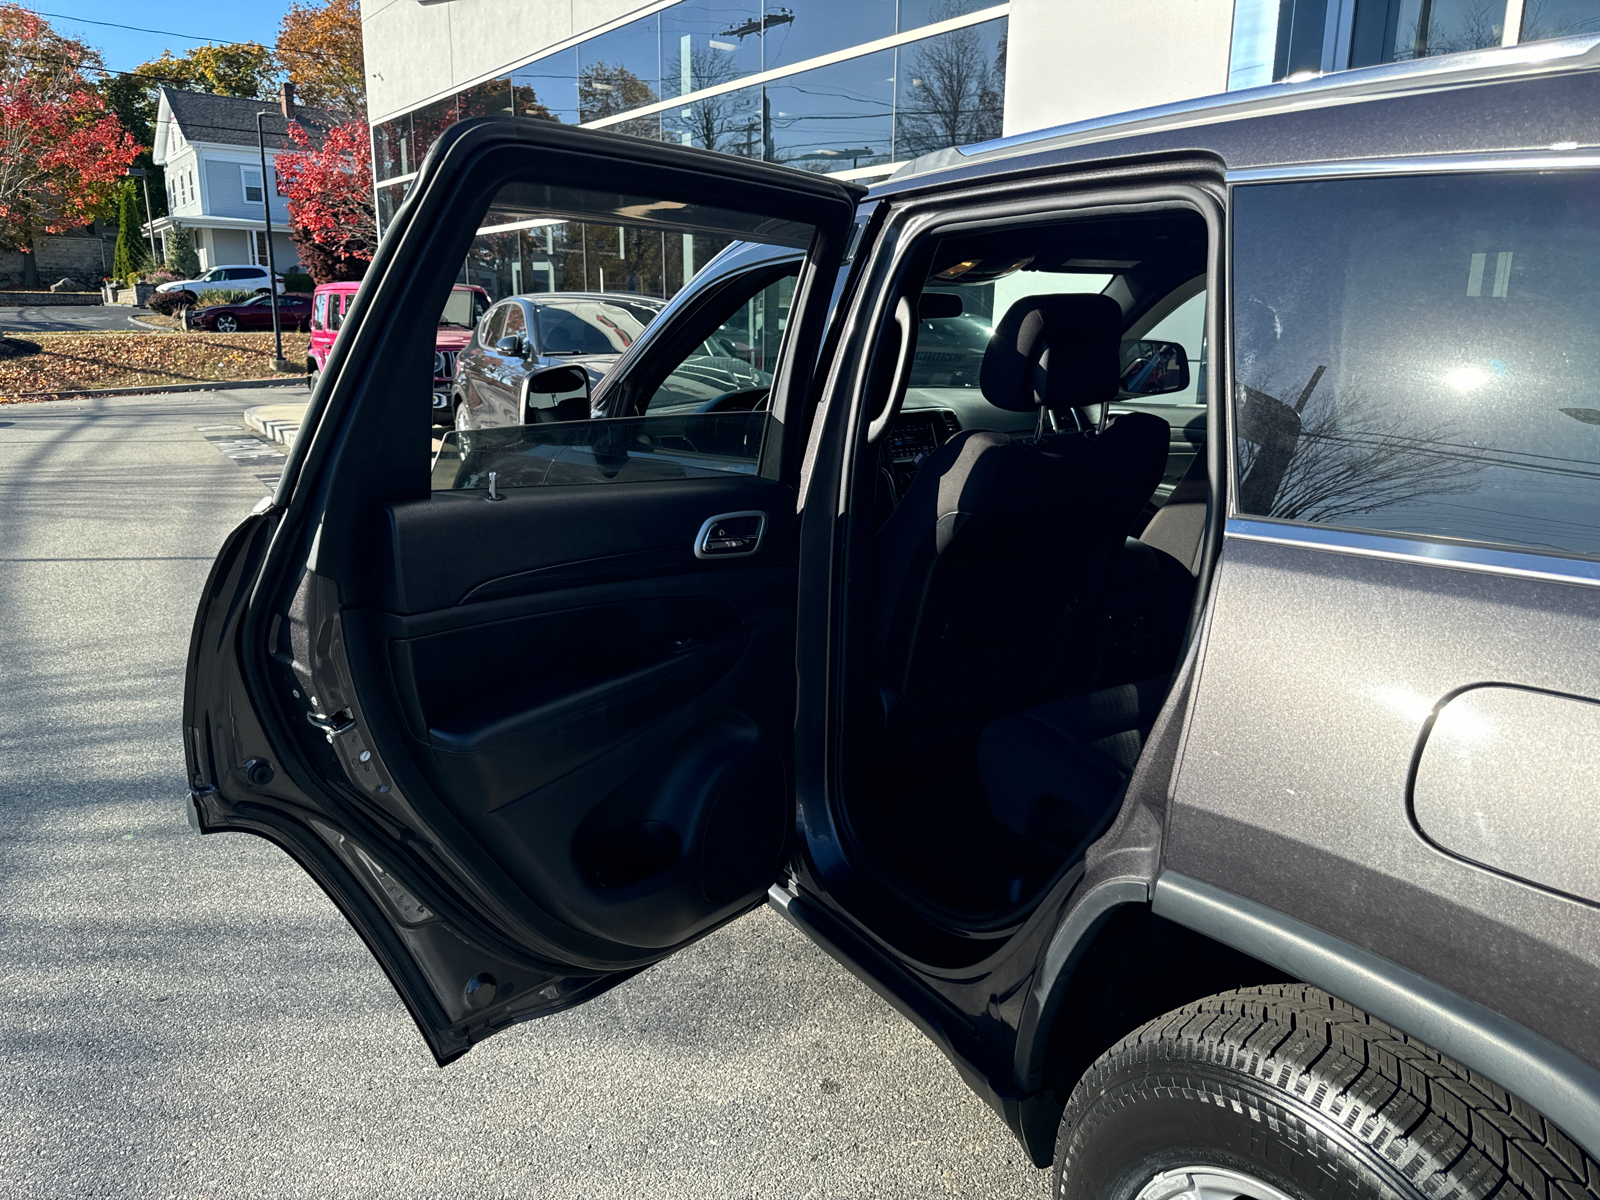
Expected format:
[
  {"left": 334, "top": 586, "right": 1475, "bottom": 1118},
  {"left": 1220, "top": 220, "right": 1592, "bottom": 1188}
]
[
  {"left": 17, "top": 8, "right": 358, "bottom": 71},
  {"left": 26, "top": 9, "right": 265, "bottom": 48}
]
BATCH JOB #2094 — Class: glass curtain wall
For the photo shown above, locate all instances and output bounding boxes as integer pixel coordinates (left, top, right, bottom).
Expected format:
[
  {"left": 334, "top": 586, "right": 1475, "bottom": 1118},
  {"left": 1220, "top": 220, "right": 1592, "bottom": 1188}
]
[
  {"left": 371, "top": 0, "right": 1008, "bottom": 303},
  {"left": 1229, "top": 0, "right": 1600, "bottom": 88}
]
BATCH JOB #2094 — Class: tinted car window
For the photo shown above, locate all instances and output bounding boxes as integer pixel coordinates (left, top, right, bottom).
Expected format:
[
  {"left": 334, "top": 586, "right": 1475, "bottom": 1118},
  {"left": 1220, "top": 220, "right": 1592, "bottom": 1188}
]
[
  {"left": 439, "top": 288, "right": 485, "bottom": 329},
  {"left": 1233, "top": 171, "right": 1600, "bottom": 558},
  {"left": 531, "top": 299, "right": 654, "bottom": 355},
  {"left": 502, "top": 303, "right": 527, "bottom": 341},
  {"left": 314, "top": 293, "right": 328, "bottom": 329},
  {"left": 643, "top": 274, "right": 794, "bottom": 413},
  {"left": 479, "top": 302, "right": 507, "bottom": 346}
]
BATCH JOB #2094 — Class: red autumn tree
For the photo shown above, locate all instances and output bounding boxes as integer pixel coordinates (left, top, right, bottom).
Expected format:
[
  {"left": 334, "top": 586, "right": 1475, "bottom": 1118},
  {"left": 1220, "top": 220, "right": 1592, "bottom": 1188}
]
[
  {"left": 0, "top": 6, "right": 139, "bottom": 287},
  {"left": 274, "top": 117, "right": 377, "bottom": 284}
]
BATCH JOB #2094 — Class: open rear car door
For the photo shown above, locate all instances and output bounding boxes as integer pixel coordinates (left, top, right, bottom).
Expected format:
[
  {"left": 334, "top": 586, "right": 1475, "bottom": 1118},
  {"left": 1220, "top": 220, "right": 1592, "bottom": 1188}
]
[{"left": 183, "top": 118, "right": 862, "bottom": 1063}]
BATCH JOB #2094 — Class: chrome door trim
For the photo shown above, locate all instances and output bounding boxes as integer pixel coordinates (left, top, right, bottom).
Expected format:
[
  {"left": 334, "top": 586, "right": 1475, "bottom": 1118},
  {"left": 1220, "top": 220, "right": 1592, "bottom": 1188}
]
[
  {"left": 1225, "top": 517, "right": 1600, "bottom": 589},
  {"left": 1227, "top": 151, "right": 1600, "bottom": 184}
]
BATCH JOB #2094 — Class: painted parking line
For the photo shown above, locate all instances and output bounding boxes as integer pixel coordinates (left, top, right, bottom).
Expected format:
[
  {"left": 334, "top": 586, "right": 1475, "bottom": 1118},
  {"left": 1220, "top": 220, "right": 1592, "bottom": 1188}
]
[{"left": 196, "top": 423, "right": 285, "bottom": 491}]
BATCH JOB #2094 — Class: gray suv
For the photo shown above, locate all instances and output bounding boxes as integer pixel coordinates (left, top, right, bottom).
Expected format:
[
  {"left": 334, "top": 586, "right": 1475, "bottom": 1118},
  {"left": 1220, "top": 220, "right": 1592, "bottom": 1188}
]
[{"left": 186, "top": 32, "right": 1600, "bottom": 1200}]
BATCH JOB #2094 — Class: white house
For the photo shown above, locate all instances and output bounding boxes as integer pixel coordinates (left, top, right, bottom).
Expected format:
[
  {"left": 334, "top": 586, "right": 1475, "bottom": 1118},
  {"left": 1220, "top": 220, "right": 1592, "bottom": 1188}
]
[{"left": 146, "top": 85, "right": 342, "bottom": 273}]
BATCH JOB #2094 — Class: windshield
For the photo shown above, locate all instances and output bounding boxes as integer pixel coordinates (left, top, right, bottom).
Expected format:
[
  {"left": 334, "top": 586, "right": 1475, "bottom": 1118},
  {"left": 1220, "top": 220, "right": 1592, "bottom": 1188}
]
[
  {"left": 439, "top": 287, "right": 487, "bottom": 328},
  {"left": 531, "top": 298, "right": 663, "bottom": 355}
]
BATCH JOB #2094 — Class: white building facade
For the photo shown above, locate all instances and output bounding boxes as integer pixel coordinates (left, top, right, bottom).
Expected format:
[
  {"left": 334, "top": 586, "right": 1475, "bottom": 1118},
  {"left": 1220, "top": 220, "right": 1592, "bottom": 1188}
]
[{"left": 358, "top": 0, "right": 1600, "bottom": 292}]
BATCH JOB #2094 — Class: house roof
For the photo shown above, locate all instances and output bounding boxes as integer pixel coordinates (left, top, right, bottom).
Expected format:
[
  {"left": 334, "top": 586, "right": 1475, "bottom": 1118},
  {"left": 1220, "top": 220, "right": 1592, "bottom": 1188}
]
[{"left": 157, "top": 86, "right": 348, "bottom": 155}]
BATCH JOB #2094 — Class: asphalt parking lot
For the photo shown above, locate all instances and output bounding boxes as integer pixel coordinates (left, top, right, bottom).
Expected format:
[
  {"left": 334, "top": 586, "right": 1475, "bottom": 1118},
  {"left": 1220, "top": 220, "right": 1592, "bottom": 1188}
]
[
  {"left": 0, "top": 305, "right": 153, "bottom": 334},
  {"left": 0, "top": 386, "right": 1050, "bottom": 1199}
]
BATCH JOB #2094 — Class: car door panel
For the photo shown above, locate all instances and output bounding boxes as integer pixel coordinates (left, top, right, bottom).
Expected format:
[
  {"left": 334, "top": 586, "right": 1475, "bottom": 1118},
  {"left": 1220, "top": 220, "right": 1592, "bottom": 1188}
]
[
  {"left": 1169, "top": 532, "right": 1600, "bottom": 1064},
  {"left": 185, "top": 114, "right": 861, "bottom": 1059}
]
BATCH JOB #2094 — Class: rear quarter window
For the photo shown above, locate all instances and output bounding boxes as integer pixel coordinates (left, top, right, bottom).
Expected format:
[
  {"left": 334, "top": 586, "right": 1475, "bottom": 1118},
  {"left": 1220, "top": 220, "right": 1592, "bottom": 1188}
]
[{"left": 1232, "top": 170, "right": 1600, "bottom": 559}]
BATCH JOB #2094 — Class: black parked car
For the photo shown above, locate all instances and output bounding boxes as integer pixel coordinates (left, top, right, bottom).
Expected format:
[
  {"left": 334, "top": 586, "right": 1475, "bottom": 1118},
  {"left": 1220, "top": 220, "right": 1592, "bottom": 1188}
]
[
  {"left": 191, "top": 293, "right": 312, "bottom": 333},
  {"left": 187, "top": 35, "right": 1600, "bottom": 1200}
]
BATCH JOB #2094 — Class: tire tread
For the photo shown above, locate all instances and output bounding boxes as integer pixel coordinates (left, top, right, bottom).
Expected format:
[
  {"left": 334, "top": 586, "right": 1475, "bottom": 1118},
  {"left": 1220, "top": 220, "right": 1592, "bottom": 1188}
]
[{"left": 1057, "top": 985, "right": 1598, "bottom": 1200}]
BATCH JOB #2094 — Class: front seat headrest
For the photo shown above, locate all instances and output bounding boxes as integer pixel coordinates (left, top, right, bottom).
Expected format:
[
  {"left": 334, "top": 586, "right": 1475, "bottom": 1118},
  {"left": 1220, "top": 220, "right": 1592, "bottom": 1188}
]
[{"left": 979, "top": 293, "right": 1123, "bottom": 413}]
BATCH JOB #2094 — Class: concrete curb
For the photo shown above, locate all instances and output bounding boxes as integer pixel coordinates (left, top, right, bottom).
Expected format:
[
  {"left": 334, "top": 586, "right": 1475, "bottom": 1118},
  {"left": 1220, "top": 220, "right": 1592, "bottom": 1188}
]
[
  {"left": 2, "top": 376, "right": 307, "bottom": 403},
  {"left": 126, "top": 316, "right": 172, "bottom": 332},
  {"left": 244, "top": 400, "right": 309, "bottom": 448}
]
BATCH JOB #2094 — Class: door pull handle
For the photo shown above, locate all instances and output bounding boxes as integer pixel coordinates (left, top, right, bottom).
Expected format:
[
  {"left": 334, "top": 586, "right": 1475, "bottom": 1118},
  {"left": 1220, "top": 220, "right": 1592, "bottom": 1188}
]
[{"left": 694, "top": 511, "right": 767, "bottom": 559}]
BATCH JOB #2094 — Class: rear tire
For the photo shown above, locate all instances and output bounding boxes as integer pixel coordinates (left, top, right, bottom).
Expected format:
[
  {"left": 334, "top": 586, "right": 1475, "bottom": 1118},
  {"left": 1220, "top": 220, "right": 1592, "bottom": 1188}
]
[{"left": 1054, "top": 984, "right": 1600, "bottom": 1200}]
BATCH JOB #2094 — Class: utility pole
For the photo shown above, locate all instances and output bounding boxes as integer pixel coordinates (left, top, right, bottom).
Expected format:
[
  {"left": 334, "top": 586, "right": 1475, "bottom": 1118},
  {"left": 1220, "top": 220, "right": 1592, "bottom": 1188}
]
[
  {"left": 126, "top": 168, "right": 157, "bottom": 260},
  {"left": 256, "top": 109, "right": 295, "bottom": 373}
]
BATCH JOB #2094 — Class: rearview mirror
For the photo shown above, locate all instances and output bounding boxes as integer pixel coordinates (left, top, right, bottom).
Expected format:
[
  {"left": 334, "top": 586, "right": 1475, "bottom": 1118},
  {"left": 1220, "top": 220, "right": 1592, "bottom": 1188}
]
[
  {"left": 1119, "top": 339, "right": 1190, "bottom": 396},
  {"left": 495, "top": 335, "right": 525, "bottom": 356}
]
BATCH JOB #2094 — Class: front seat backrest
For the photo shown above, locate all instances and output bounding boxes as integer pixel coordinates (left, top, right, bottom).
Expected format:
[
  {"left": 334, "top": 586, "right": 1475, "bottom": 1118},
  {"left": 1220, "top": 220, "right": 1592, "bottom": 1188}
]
[{"left": 873, "top": 292, "right": 1170, "bottom": 743}]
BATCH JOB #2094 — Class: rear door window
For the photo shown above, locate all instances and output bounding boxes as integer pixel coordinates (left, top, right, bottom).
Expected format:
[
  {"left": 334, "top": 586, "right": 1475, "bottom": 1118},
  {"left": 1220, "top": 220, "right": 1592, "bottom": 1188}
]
[
  {"left": 501, "top": 302, "right": 527, "bottom": 344},
  {"left": 1232, "top": 171, "right": 1600, "bottom": 558}
]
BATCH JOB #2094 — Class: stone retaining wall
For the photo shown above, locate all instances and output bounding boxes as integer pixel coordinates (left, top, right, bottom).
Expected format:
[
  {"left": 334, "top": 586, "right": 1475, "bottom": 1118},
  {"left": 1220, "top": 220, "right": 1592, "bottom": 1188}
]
[{"left": 0, "top": 291, "right": 103, "bottom": 307}]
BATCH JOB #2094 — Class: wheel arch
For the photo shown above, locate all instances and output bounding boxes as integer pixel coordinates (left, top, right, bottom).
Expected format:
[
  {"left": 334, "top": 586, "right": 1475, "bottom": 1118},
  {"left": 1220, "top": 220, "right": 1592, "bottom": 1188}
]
[
  {"left": 1016, "top": 873, "right": 1600, "bottom": 1169},
  {"left": 1148, "top": 871, "right": 1600, "bottom": 1163},
  {"left": 1012, "top": 881, "right": 1294, "bottom": 1165}
]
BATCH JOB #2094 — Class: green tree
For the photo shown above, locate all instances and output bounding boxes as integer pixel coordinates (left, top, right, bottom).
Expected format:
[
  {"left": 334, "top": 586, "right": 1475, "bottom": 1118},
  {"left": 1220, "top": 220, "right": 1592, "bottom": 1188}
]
[
  {"left": 133, "top": 43, "right": 278, "bottom": 100},
  {"left": 164, "top": 220, "right": 200, "bottom": 277},
  {"left": 111, "top": 181, "right": 148, "bottom": 281},
  {"left": 578, "top": 62, "right": 659, "bottom": 140},
  {"left": 97, "top": 74, "right": 164, "bottom": 221}
]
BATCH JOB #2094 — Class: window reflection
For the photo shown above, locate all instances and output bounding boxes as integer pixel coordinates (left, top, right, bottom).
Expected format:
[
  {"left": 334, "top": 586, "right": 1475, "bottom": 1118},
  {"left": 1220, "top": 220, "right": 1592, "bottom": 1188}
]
[
  {"left": 1349, "top": 0, "right": 1508, "bottom": 69},
  {"left": 459, "top": 217, "right": 733, "bottom": 303},
  {"left": 1520, "top": 0, "right": 1600, "bottom": 41},
  {"left": 511, "top": 49, "right": 579, "bottom": 124}
]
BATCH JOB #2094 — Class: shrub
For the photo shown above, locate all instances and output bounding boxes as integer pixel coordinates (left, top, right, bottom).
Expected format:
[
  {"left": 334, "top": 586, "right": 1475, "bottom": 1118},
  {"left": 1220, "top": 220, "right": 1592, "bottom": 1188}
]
[
  {"left": 147, "top": 290, "right": 196, "bottom": 317},
  {"left": 142, "top": 269, "right": 178, "bottom": 285},
  {"left": 193, "top": 289, "right": 258, "bottom": 308},
  {"left": 164, "top": 223, "right": 201, "bottom": 278},
  {"left": 112, "top": 182, "right": 149, "bottom": 281},
  {"left": 283, "top": 271, "right": 314, "bottom": 293}
]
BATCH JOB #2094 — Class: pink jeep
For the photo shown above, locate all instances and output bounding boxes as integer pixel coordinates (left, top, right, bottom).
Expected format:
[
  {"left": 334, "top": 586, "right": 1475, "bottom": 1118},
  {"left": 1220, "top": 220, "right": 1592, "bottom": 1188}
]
[{"left": 307, "top": 281, "right": 490, "bottom": 422}]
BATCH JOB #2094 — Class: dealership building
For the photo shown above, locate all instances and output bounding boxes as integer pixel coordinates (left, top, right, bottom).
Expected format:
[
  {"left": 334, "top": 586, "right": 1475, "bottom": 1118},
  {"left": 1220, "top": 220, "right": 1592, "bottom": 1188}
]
[{"left": 357, "top": 0, "right": 1600, "bottom": 293}]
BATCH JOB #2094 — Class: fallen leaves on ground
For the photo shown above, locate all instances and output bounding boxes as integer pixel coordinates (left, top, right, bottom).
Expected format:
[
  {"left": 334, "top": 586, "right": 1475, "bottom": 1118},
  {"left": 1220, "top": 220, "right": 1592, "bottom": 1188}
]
[{"left": 0, "top": 330, "right": 310, "bottom": 399}]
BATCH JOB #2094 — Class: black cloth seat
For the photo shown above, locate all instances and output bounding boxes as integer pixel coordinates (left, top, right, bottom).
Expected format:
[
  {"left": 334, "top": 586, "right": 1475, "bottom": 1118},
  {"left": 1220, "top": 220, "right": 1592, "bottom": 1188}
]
[
  {"left": 872, "top": 292, "right": 1171, "bottom": 742},
  {"left": 977, "top": 675, "right": 1172, "bottom": 857}
]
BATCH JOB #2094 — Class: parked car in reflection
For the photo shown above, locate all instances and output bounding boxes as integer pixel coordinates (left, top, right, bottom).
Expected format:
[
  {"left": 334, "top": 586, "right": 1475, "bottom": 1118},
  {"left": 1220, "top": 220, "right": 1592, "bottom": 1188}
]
[
  {"left": 449, "top": 292, "right": 666, "bottom": 429},
  {"left": 190, "top": 293, "right": 312, "bottom": 333},
  {"left": 306, "top": 280, "right": 489, "bottom": 398}
]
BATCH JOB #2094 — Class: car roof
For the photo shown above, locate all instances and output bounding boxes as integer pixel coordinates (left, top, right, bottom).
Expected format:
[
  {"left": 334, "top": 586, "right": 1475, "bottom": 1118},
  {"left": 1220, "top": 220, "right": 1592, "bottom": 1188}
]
[
  {"left": 873, "top": 34, "right": 1600, "bottom": 198},
  {"left": 503, "top": 291, "right": 666, "bottom": 306}
]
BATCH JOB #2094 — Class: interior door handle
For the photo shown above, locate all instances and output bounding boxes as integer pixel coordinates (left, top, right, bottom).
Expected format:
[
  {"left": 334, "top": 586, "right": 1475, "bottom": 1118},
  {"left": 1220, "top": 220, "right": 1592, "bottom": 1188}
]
[{"left": 694, "top": 511, "right": 767, "bottom": 559}]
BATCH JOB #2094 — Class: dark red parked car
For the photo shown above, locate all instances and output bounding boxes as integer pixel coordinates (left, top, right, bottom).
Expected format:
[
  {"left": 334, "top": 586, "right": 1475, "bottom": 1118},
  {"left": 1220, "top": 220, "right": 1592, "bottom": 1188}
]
[{"left": 192, "top": 293, "right": 312, "bottom": 333}]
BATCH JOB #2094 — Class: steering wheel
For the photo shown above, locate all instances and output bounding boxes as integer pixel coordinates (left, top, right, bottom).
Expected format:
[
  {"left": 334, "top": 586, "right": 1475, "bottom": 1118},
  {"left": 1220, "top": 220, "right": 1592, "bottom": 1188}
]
[{"left": 696, "top": 387, "right": 771, "bottom": 413}]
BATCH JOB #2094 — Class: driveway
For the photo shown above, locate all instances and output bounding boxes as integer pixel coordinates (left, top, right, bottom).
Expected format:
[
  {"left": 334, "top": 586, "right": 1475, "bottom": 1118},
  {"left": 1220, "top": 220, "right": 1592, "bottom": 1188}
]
[
  {"left": 1, "top": 305, "right": 152, "bottom": 334},
  {"left": 0, "top": 385, "right": 1049, "bottom": 1199}
]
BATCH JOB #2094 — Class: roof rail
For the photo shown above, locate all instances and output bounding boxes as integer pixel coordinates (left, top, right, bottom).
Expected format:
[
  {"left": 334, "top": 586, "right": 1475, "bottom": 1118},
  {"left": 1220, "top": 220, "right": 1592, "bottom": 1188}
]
[{"left": 890, "top": 32, "right": 1600, "bottom": 181}]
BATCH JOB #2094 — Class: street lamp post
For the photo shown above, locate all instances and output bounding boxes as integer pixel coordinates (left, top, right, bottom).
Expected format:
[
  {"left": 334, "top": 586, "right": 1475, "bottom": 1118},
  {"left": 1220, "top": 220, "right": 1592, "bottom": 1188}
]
[
  {"left": 126, "top": 167, "right": 157, "bottom": 261},
  {"left": 255, "top": 110, "right": 295, "bottom": 373}
]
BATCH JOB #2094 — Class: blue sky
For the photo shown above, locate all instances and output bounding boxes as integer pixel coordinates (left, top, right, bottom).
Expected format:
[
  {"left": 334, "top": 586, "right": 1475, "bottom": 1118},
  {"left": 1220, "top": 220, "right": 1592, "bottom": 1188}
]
[{"left": 32, "top": 2, "right": 297, "bottom": 74}]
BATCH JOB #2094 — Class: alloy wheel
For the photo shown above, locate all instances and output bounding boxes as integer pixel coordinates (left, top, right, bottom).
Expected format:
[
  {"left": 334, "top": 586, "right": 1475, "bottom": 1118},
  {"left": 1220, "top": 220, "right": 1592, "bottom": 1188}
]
[
  {"left": 1135, "top": 1167, "right": 1298, "bottom": 1200},
  {"left": 215, "top": 315, "right": 238, "bottom": 332}
]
